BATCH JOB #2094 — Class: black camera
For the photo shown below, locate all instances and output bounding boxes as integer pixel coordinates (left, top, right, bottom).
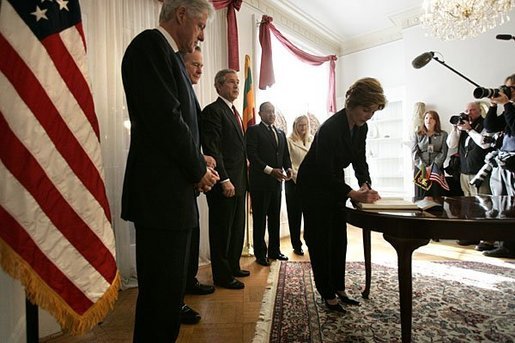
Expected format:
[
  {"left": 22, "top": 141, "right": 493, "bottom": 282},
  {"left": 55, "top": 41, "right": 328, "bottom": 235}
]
[
  {"left": 482, "top": 132, "right": 503, "bottom": 148},
  {"left": 449, "top": 112, "right": 469, "bottom": 125},
  {"left": 473, "top": 85, "right": 512, "bottom": 99}
]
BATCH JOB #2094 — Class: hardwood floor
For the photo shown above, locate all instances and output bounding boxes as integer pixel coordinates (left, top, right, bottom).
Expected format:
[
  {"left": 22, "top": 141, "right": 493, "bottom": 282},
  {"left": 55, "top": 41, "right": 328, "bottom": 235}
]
[{"left": 42, "top": 226, "right": 504, "bottom": 343}]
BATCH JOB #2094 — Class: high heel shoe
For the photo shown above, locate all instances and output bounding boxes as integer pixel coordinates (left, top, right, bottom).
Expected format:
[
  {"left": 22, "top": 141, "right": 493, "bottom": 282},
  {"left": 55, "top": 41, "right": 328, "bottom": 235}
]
[
  {"left": 336, "top": 292, "right": 360, "bottom": 306},
  {"left": 324, "top": 299, "right": 346, "bottom": 313}
]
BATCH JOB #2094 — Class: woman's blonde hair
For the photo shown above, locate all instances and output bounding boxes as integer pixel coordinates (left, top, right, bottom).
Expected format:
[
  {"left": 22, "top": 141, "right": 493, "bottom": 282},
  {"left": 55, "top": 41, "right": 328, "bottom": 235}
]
[
  {"left": 417, "top": 110, "right": 442, "bottom": 136},
  {"left": 289, "top": 115, "right": 310, "bottom": 145},
  {"left": 345, "top": 77, "right": 386, "bottom": 110}
]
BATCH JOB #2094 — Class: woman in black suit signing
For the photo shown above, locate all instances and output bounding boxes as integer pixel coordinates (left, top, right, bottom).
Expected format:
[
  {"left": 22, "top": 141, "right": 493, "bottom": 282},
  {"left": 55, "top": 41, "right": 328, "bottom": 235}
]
[{"left": 297, "top": 78, "right": 385, "bottom": 312}]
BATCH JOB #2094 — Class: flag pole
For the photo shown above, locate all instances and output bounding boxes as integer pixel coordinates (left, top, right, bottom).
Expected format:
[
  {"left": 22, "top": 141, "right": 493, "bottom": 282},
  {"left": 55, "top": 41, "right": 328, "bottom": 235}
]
[
  {"left": 241, "top": 192, "right": 254, "bottom": 257},
  {"left": 241, "top": 54, "right": 255, "bottom": 257},
  {"left": 25, "top": 295, "right": 38, "bottom": 343}
]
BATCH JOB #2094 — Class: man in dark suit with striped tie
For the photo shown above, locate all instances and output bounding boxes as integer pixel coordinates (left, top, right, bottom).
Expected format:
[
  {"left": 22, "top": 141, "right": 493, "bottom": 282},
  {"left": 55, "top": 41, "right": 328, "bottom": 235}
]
[
  {"left": 121, "top": 0, "right": 218, "bottom": 341},
  {"left": 246, "top": 102, "right": 292, "bottom": 266},
  {"left": 201, "top": 69, "right": 249, "bottom": 289}
]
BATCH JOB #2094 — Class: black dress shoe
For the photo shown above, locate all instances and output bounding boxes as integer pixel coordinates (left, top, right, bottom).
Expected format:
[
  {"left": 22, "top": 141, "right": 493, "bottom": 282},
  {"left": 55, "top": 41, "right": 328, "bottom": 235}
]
[
  {"left": 483, "top": 246, "right": 515, "bottom": 258},
  {"left": 324, "top": 299, "right": 346, "bottom": 313},
  {"left": 185, "top": 281, "right": 215, "bottom": 295},
  {"left": 215, "top": 279, "right": 245, "bottom": 289},
  {"left": 233, "top": 269, "right": 250, "bottom": 277},
  {"left": 256, "top": 257, "right": 271, "bottom": 266},
  {"left": 269, "top": 253, "right": 288, "bottom": 261},
  {"left": 336, "top": 292, "right": 360, "bottom": 306},
  {"left": 475, "top": 241, "right": 496, "bottom": 252},
  {"left": 180, "top": 305, "right": 201, "bottom": 324},
  {"left": 293, "top": 248, "right": 304, "bottom": 256}
]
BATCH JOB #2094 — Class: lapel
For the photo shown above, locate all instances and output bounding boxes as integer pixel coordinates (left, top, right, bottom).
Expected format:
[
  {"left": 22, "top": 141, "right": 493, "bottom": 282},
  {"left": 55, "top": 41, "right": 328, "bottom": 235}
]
[{"left": 218, "top": 97, "right": 244, "bottom": 143}]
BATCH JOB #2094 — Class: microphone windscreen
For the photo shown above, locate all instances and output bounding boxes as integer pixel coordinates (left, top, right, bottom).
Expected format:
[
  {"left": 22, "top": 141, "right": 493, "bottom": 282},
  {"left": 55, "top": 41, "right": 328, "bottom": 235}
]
[
  {"left": 412, "top": 52, "right": 434, "bottom": 69},
  {"left": 496, "top": 34, "right": 513, "bottom": 40}
]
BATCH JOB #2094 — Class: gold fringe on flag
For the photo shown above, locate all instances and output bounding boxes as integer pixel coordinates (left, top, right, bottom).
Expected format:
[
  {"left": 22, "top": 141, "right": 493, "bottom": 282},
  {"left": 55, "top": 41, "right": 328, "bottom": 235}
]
[{"left": 0, "top": 237, "right": 121, "bottom": 336}]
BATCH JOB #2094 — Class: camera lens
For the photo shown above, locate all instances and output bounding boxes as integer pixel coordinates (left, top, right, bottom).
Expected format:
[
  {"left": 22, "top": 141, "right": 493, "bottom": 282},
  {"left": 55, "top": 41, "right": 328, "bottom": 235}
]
[
  {"left": 473, "top": 87, "right": 499, "bottom": 99},
  {"left": 449, "top": 115, "right": 460, "bottom": 125}
]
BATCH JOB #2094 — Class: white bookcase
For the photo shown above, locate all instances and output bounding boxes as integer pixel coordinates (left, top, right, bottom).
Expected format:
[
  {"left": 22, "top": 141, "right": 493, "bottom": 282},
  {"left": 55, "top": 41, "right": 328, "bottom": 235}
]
[{"left": 365, "top": 100, "right": 405, "bottom": 196}]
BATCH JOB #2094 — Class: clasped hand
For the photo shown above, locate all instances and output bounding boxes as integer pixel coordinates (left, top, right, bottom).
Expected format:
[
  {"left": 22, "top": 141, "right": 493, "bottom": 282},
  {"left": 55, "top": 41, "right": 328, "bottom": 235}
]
[
  {"left": 196, "top": 167, "right": 220, "bottom": 193},
  {"left": 271, "top": 168, "right": 292, "bottom": 182}
]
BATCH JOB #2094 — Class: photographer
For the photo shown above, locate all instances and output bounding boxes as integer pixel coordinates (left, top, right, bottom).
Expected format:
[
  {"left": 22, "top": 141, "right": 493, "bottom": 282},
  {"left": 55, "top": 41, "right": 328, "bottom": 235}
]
[
  {"left": 482, "top": 73, "right": 515, "bottom": 258},
  {"left": 447, "top": 102, "right": 493, "bottom": 196},
  {"left": 447, "top": 102, "right": 494, "bottom": 248}
]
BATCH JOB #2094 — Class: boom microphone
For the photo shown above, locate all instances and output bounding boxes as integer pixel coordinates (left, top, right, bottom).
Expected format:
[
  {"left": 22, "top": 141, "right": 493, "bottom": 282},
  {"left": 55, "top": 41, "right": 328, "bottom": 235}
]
[
  {"left": 411, "top": 51, "right": 434, "bottom": 69},
  {"left": 496, "top": 34, "right": 515, "bottom": 40}
]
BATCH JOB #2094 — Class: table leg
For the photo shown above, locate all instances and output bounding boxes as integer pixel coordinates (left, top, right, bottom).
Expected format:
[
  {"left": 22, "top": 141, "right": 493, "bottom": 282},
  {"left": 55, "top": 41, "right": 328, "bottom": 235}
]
[
  {"left": 383, "top": 235, "right": 429, "bottom": 343},
  {"left": 362, "top": 229, "right": 371, "bottom": 299}
]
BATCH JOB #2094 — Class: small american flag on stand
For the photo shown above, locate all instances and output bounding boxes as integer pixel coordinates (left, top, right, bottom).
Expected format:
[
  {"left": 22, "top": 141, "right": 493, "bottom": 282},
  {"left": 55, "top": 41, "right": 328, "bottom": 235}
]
[
  {"left": 0, "top": 0, "right": 119, "bottom": 335},
  {"left": 428, "top": 163, "right": 450, "bottom": 191}
]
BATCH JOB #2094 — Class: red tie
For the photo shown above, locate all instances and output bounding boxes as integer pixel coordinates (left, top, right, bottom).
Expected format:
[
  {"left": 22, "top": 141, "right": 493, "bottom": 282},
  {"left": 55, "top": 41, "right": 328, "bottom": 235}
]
[{"left": 232, "top": 105, "right": 243, "bottom": 132}]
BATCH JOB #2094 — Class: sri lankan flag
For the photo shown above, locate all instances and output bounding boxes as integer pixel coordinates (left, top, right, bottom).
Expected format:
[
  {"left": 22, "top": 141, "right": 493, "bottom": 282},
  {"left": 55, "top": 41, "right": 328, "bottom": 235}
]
[
  {"left": 414, "top": 164, "right": 431, "bottom": 191},
  {"left": 242, "top": 55, "right": 255, "bottom": 131}
]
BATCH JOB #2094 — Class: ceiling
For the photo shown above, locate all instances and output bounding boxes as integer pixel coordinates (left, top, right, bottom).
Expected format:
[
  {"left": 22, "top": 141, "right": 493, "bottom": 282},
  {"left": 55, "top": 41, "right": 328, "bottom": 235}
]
[{"left": 269, "top": 0, "right": 426, "bottom": 54}]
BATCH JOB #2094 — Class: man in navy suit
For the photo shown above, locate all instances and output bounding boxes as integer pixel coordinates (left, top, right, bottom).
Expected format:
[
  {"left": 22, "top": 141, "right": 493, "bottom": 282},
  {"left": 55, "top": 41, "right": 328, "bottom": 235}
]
[
  {"left": 246, "top": 102, "right": 292, "bottom": 266},
  {"left": 201, "top": 69, "right": 249, "bottom": 289},
  {"left": 121, "top": 0, "right": 218, "bottom": 341}
]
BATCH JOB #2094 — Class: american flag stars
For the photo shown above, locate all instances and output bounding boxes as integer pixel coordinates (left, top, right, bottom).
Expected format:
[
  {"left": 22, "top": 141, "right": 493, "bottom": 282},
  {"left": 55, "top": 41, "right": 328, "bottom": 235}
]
[{"left": 31, "top": 0, "right": 69, "bottom": 23}]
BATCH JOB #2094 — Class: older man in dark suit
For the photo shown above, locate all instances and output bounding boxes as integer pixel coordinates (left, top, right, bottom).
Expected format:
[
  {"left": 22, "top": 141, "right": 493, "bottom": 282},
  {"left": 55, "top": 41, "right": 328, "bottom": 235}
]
[
  {"left": 246, "top": 102, "right": 292, "bottom": 266},
  {"left": 201, "top": 69, "right": 249, "bottom": 290},
  {"left": 121, "top": 0, "right": 218, "bottom": 341}
]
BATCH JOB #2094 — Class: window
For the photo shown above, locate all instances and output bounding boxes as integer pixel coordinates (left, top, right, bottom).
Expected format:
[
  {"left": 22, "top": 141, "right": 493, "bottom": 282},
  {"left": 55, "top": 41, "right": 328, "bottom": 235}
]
[{"left": 256, "top": 31, "right": 330, "bottom": 134}]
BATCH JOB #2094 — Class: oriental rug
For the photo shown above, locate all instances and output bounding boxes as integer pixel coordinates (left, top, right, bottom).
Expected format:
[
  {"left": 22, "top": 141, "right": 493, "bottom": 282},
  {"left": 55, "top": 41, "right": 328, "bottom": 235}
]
[{"left": 253, "top": 261, "right": 515, "bottom": 343}]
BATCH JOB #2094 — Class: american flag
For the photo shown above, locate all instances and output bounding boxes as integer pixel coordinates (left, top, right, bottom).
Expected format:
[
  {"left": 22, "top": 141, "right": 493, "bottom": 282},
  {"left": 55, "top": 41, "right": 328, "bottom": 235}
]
[
  {"left": 428, "top": 163, "right": 450, "bottom": 191},
  {"left": 0, "top": 0, "right": 119, "bottom": 335}
]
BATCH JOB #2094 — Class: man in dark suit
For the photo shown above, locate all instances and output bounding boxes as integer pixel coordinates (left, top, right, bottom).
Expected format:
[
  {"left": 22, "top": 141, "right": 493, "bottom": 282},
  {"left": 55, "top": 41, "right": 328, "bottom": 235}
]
[
  {"left": 121, "top": 1, "right": 218, "bottom": 341},
  {"left": 246, "top": 102, "right": 292, "bottom": 266},
  {"left": 177, "top": 45, "right": 215, "bottom": 326},
  {"left": 201, "top": 69, "right": 249, "bottom": 289}
]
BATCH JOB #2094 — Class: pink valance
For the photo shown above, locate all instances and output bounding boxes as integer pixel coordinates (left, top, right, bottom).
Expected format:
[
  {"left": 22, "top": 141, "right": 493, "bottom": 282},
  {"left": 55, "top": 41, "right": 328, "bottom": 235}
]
[
  {"left": 259, "top": 15, "right": 337, "bottom": 113},
  {"left": 211, "top": 0, "right": 242, "bottom": 71}
]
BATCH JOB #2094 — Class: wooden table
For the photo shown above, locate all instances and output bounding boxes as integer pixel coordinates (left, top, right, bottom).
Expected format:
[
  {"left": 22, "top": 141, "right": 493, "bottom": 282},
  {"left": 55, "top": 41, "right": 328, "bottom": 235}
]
[{"left": 344, "top": 195, "right": 515, "bottom": 343}]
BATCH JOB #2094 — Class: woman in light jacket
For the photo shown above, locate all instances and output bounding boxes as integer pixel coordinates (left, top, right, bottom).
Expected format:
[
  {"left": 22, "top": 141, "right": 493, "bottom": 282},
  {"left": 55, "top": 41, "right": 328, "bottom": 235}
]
[
  {"left": 285, "top": 115, "right": 313, "bottom": 255},
  {"left": 412, "top": 110, "right": 448, "bottom": 200}
]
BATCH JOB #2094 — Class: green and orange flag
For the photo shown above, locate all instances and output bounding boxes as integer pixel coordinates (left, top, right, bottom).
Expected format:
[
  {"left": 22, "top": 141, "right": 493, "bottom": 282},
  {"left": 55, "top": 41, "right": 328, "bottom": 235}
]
[{"left": 242, "top": 54, "right": 255, "bottom": 131}]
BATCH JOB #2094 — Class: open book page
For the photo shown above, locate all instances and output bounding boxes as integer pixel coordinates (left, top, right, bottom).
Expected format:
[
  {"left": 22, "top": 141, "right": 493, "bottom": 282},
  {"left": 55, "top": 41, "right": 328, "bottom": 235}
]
[
  {"left": 414, "top": 198, "right": 443, "bottom": 211},
  {"left": 356, "top": 198, "right": 420, "bottom": 210}
]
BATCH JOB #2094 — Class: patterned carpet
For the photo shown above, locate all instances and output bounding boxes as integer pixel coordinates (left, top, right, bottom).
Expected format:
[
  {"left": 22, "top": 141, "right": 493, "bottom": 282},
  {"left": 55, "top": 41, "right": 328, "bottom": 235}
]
[{"left": 254, "top": 261, "right": 515, "bottom": 343}]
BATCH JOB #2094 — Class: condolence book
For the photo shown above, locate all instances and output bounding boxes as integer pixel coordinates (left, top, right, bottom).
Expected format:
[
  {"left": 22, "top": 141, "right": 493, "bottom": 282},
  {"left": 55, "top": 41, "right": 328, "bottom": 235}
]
[{"left": 355, "top": 198, "right": 443, "bottom": 211}]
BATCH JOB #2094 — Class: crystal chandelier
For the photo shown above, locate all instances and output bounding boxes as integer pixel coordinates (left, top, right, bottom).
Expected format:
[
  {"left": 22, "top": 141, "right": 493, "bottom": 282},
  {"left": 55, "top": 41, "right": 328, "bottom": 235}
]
[{"left": 421, "top": 0, "right": 515, "bottom": 40}]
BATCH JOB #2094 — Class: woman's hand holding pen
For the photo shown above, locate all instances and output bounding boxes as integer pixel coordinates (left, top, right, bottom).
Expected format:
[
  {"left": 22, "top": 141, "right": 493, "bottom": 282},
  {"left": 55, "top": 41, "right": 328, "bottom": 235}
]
[{"left": 349, "top": 182, "right": 381, "bottom": 203}]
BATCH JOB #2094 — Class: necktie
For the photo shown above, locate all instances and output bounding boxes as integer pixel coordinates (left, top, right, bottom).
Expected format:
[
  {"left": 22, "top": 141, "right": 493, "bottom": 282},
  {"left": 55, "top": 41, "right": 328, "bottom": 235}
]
[
  {"left": 269, "top": 125, "right": 278, "bottom": 144},
  {"left": 232, "top": 105, "right": 243, "bottom": 132}
]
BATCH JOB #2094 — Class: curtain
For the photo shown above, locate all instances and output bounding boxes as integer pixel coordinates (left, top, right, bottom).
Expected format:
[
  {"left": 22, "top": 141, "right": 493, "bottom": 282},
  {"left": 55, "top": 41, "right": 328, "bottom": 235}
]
[
  {"left": 210, "top": 0, "right": 242, "bottom": 71},
  {"left": 258, "top": 15, "right": 337, "bottom": 113}
]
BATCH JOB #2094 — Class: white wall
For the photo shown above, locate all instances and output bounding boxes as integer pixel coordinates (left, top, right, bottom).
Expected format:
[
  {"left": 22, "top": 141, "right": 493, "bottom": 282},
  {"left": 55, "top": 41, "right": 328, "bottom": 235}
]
[{"left": 341, "top": 18, "right": 515, "bottom": 132}]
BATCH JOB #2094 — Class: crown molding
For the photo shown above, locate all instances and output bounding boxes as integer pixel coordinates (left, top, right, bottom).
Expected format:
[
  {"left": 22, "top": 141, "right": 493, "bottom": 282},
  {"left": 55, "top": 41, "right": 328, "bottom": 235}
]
[
  {"left": 244, "top": 0, "right": 341, "bottom": 55},
  {"left": 340, "top": 7, "right": 423, "bottom": 55}
]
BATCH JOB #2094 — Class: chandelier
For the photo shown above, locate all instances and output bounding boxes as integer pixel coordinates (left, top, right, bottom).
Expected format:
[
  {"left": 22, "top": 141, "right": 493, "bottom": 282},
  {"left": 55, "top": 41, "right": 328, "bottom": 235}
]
[{"left": 421, "top": 0, "right": 515, "bottom": 40}]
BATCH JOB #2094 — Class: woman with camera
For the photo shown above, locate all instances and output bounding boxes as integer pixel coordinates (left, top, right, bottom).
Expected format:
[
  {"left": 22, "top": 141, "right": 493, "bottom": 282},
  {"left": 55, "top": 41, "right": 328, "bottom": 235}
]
[{"left": 411, "top": 110, "right": 448, "bottom": 200}]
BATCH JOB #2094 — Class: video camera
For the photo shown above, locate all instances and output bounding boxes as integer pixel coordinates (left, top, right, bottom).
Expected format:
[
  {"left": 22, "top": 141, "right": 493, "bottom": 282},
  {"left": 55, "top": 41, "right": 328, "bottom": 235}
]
[
  {"left": 449, "top": 112, "right": 469, "bottom": 125},
  {"left": 473, "top": 85, "right": 512, "bottom": 99}
]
